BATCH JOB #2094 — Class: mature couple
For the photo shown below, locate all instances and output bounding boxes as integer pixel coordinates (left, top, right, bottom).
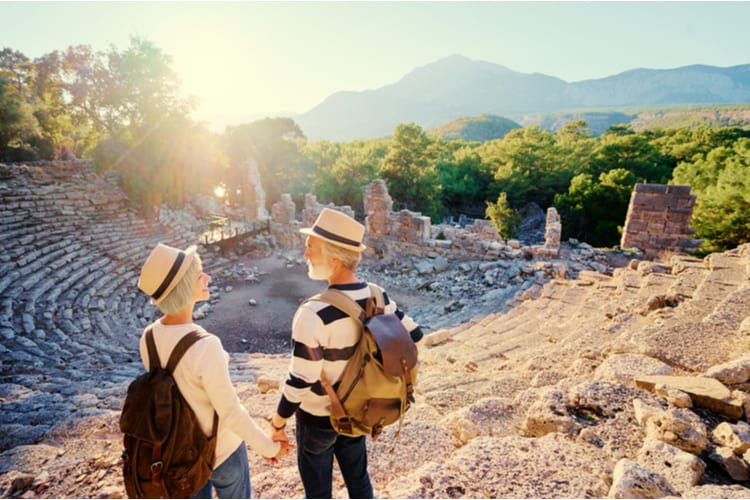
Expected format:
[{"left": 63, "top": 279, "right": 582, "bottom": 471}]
[{"left": 137, "top": 208, "right": 423, "bottom": 498}]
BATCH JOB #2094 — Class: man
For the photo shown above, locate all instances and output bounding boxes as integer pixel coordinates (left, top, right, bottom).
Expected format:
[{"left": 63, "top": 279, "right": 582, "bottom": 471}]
[{"left": 268, "top": 208, "right": 423, "bottom": 498}]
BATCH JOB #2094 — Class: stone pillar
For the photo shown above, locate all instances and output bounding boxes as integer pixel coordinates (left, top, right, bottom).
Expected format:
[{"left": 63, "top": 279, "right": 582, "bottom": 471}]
[
  {"left": 303, "top": 193, "right": 320, "bottom": 227},
  {"left": 544, "top": 207, "right": 562, "bottom": 257},
  {"left": 363, "top": 179, "right": 393, "bottom": 237},
  {"left": 243, "top": 159, "right": 267, "bottom": 220}
]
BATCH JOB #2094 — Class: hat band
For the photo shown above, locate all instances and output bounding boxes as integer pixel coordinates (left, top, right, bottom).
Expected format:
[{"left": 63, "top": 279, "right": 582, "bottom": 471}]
[
  {"left": 313, "top": 225, "right": 361, "bottom": 249},
  {"left": 151, "top": 251, "right": 185, "bottom": 301}
]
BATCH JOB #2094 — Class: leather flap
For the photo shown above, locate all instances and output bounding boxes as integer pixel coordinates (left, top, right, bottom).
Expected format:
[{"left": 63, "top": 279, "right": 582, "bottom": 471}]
[{"left": 366, "top": 314, "right": 417, "bottom": 376}]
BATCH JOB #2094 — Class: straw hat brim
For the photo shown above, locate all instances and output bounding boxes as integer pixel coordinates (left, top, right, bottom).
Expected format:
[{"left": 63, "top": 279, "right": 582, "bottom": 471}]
[{"left": 300, "top": 227, "right": 367, "bottom": 253}]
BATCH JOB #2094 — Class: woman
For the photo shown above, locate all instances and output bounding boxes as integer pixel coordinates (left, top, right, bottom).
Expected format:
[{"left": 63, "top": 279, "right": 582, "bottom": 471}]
[{"left": 137, "top": 243, "right": 293, "bottom": 498}]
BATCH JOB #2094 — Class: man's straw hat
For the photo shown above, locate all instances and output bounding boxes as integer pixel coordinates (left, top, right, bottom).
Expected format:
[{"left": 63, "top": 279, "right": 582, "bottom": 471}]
[
  {"left": 138, "top": 243, "right": 197, "bottom": 304},
  {"left": 300, "top": 208, "right": 366, "bottom": 253}
]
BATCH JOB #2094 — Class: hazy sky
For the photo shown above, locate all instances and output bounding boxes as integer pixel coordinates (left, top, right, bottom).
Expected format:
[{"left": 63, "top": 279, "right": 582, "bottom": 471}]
[{"left": 2, "top": 1, "right": 749, "bottom": 130}]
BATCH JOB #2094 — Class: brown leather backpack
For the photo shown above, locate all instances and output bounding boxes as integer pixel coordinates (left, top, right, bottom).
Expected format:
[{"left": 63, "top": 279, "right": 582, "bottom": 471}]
[{"left": 120, "top": 329, "right": 218, "bottom": 498}]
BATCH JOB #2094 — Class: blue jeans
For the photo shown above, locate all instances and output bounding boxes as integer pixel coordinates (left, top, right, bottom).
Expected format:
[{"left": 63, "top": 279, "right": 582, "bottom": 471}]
[
  {"left": 192, "top": 442, "right": 251, "bottom": 499},
  {"left": 296, "top": 417, "right": 373, "bottom": 499}
]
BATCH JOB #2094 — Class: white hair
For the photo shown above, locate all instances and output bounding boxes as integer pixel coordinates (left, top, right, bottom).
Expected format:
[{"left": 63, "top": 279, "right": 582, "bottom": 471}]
[
  {"left": 157, "top": 254, "right": 202, "bottom": 315},
  {"left": 321, "top": 240, "right": 361, "bottom": 271}
]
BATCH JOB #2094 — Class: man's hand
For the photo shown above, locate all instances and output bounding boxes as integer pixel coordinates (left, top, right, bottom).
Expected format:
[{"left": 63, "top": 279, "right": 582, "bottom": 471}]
[{"left": 264, "top": 430, "right": 294, "bottom": 464}]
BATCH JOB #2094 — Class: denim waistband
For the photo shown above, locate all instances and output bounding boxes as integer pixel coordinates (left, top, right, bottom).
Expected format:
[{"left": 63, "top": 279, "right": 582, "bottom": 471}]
[{"left": 295, "top": 408, "right": 334, "bottom": 430}]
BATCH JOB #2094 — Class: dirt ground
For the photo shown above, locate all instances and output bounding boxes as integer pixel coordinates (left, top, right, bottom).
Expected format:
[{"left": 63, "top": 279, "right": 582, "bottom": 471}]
[
  {"left": 200, "top": 254, "right": 324, "bottom": 354},
  {"left": 200, "top": 252, "right": 436, "bottom": 356}
]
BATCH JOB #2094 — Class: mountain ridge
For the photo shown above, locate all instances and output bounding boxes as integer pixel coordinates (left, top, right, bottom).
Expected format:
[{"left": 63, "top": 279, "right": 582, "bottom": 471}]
[{"left": 294, "top": 54, "right": 750, "bottom": 141}]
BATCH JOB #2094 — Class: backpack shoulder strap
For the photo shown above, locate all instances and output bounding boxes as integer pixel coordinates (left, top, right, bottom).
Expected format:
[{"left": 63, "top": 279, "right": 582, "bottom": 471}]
[
  {"left": 164, "top": 329, "right": 220, "bottom": 437},
  {"left": 145, "top": 327, "right": 160, "bottom": 370},
  {"left": 309, "top": 289, "right": 367, "bottom": 323},
  {"left": 367, "top": 283, "right": 385, "bottom": 315},
  {"left": 166, "top": 330, "right": 208, "bottom": 373}
]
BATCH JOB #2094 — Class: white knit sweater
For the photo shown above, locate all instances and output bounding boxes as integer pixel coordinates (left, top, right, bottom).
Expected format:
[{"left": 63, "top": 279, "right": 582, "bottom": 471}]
[{"left": 139, "top": 320, "right": 280, "bottom": 467}]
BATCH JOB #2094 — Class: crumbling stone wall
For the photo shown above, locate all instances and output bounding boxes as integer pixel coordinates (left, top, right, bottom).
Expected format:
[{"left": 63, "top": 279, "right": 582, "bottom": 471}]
[
  {"left": 362, "top": 179, "right": 393, "bottom": 236},
  {"left": 362, "top": 179, "right": 558, "bottom": 260},
  {"left": 363, "top": 179, "right": 431, "bottom": 243},
  {"left": 269, "top": 193, "right": 355, "bottom": 250},
  {"left": 432, "top": 219, "right": 503, "bottom": 255},
  {"left": 302, "top": 193, "right": 355, "bottom": 227},
  {"left": 621, "top": 184, "right": 701, "bottom": 257}
]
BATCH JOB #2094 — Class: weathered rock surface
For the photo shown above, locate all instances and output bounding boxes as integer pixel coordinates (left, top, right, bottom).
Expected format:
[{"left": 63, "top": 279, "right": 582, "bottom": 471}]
[{"left": 2, "top": 161, "right": 750, "bottom": 498}]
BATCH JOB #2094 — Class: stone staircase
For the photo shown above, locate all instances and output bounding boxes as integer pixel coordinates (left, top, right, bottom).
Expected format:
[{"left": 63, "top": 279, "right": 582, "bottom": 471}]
[
  {"left": 439, "top": 249, "right": 744, "bottom": 377},
  {"left": 404, "top": 244, "right": 750, "bottom": 497}
]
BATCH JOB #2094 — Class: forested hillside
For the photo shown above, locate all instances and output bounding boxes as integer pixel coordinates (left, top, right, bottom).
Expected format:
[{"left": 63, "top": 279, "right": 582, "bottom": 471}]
[{"left": 430, "top": 114, "right": 522, "bottom": 141}]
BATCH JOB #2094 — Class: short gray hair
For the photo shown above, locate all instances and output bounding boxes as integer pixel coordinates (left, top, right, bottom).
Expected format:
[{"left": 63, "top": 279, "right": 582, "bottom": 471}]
[
  {"left": 321, "top": 240, "right": 361, "bottom": 271},
  {"left": 157, "top": 253, "right": 202, "bottom": 315}
]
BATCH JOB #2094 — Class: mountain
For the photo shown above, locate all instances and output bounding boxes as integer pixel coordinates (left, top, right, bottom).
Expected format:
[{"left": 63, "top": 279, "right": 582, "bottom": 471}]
[
  {"left": 429, "top": 114, "right": 522, "bottom": 142},
  {"left": 294, "top": 55, "right": 750, "bottom": 141}
]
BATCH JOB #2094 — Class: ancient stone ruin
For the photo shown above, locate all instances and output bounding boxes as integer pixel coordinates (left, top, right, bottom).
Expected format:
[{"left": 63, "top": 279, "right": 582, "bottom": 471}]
[
  {"left": 620, "top": 183, "right": 701, "bottom": 258},
  {"left": 241, "top": 159, "right": 268, "bottom": 220},
  {"left": 5, "top": 160, "right": 750, "bottom": 499}
]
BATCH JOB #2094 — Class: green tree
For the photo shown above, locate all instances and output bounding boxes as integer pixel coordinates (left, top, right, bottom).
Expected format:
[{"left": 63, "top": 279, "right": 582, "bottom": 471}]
[
  {"left": 222, "top": 117, "right": 309, "bottom": 209},
  {"left": 308, "top": 139, "right": 387, "bottom": 212},
  {"left": 0, "top": 48, "right": 33, "bottom": 98},
  {"left": 70, "top": 37, "right": 205, "bottom": 211},
  {"left": 555, "top": 168, "right": 638, "bottom": 246},
  {"left": 673, "top": 138, "right": 750, "bottom": 252},
  {"left": 479, "top": 126, "right": 572, "bottom": 210},
  {"left": 589, "top": 130, "right": 673, "bottom": 183},
  {"left": 0, "top": 75, "right": 40, "bottom": 161},
  {"left": 436, "top": 145, "right": 495, "bottom": 217},
  {"left": 485, "top": 192, "right": 520, "bottom": 239},
  {"left": 379, "top": 123, "right": 441, "bottom": 220}
]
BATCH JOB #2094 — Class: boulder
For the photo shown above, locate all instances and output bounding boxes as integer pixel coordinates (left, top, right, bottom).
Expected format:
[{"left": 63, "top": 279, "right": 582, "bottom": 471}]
[
  {"left": 644, "top": 408, "right": 710, "bottom": 455},
  {"left": 636, "top": 437, "right": 705, "bottom": 492},
  {"left": 607, "top": 458, "right": 677, "bottom": 498}
]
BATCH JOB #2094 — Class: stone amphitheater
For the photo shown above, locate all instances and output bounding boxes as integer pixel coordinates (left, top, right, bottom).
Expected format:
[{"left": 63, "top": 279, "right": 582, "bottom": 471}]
[{"left": 1, "top": 160, "right": 750, "bottom": 498}]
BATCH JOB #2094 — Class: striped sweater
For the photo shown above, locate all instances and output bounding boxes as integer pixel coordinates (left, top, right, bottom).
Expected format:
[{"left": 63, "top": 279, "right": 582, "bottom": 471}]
[{"left": 276, "top": 281, "right": 423, "bottom": 421}]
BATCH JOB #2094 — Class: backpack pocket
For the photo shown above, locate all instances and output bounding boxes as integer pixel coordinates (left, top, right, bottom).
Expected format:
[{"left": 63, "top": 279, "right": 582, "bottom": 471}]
[{"left": 360, "top": 398, "right": 402, "bottom": 427}]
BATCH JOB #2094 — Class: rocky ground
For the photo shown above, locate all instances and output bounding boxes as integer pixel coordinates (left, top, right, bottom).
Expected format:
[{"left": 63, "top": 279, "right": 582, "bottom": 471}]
[{"left": 3, "top": 244, "right": 750, "bottom": 499}]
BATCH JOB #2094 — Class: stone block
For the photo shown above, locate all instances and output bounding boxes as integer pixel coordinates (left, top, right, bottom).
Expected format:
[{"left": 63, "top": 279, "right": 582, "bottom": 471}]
[
  {"left": 636, "top": 375, "right": 743, "bottom": 420},
  {"left": 666, "top": 185, "right": 692, "bottom": 196},
  {"left": 608, "top": 459, "right": 677, "bottom": 498},
  {"left": 635, "top": 183, "right": 668, "bottom": 194},
  {"left": 637, "top": 438, "right": 705, "bottom": 492},
  {"left": 713, "top": 421, "right": 750, "bottom": 455},
  {"left": 709, "top": 446, "right": 750, "bottom": 481}
]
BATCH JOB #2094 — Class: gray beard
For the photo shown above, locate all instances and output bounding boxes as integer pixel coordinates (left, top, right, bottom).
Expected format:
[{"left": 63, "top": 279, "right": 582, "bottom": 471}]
[{"left": 307, "top": 261, "right": 332, "bottom": 281}]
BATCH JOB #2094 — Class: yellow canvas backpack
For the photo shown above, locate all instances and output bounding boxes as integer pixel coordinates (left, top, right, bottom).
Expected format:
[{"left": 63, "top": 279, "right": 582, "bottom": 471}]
[{"left": 310, "top": 283, "right": 418, "bottom": 440}]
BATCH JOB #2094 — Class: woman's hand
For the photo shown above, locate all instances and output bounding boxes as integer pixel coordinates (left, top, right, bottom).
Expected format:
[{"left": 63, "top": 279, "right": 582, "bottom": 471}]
[{"left": 264, "top": 434, "right": 295, "bottom": 464}]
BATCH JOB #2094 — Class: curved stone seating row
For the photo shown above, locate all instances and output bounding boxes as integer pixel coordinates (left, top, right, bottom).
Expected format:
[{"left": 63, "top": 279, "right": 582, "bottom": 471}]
[
  {"left": 0, "top": 162, "right": 203, "bottom": 387},
  {"left": 434, "top": 246, "right": 746, "bottom": 374},
  {"left": 447, "top": 245, "right": 750, "bottom": 378},
  {"left": 0, "top": 162, "right": 228, "bottom": 451}
]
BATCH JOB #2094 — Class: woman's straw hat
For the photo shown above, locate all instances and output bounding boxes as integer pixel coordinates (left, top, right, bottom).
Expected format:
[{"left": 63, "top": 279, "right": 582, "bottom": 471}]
[
  {"left": 138, "top": 243, "right": 197, "bottom": 304},
  {"left": 300, "top": 208, "right": 366, "bottom": 253}
]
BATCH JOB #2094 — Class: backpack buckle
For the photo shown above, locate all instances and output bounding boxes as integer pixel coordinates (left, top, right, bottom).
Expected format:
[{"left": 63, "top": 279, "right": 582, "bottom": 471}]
[{"left": 336, "top": 417, "right": 353, "bottom": 435}]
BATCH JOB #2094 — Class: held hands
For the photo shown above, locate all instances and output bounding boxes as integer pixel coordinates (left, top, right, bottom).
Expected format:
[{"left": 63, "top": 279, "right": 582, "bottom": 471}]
[{"left": 263, "top": 415, "right": 295, "bottom": 464}]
